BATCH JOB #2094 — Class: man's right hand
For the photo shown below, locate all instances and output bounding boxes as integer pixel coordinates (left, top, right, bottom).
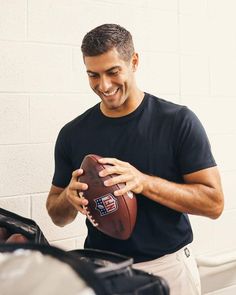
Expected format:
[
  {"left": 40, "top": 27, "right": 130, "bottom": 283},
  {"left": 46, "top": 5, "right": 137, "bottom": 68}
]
[
  {"left": 65, "top": 168, "right": 89, "bottom": 215},
  {"left": 47, "top": 169, "right": 90, "bottom": 226}
]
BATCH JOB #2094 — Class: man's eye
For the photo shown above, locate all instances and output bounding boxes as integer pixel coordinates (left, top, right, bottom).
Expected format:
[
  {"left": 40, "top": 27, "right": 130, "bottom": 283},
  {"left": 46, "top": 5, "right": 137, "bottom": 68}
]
[
  {"left": 88, "top": 73, "right": 98, "bottom": 78},
  {"left": 109, "top": 71, "right": 119, "bottom": 76}
]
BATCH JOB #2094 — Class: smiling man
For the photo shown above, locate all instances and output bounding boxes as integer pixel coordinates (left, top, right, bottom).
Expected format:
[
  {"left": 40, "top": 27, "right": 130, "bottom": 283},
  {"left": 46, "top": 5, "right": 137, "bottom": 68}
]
[
  {"left": 85, "top": 45, "right": 142, "bottom": 117},
  {"left": 46, "top": 24, "right": 224, "bottom": 295}
]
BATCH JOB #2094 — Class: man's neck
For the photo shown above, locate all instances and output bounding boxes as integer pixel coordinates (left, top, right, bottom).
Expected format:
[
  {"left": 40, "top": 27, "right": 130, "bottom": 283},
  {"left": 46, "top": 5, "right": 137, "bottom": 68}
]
[{"left": 100, "top": 89, "right": 144, "bottom": 118}]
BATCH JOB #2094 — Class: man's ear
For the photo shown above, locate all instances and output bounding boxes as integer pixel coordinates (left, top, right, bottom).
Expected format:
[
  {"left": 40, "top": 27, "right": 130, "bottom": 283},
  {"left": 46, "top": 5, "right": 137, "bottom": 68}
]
[{"left": 131, "top": 52, "right": 139, "bottom": 72}]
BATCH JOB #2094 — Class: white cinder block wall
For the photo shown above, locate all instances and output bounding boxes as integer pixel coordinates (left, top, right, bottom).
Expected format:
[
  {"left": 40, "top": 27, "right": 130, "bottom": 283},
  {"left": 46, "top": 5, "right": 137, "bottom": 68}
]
[{"left": 0, "top": 0, "right": 236, "bottom": 283}]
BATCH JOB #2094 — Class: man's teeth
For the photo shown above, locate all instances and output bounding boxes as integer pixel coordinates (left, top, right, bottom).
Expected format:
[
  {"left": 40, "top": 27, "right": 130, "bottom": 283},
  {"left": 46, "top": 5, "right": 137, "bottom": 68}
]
[{"left": 102, "top": 89, "right": 118, "bottom": 96}]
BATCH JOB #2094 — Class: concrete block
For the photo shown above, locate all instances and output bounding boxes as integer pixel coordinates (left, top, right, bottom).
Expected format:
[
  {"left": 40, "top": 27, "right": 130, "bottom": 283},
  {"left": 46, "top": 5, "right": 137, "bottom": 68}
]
[
  {"left": 179, "top": 0, "right": 207, "bottom": 15},
  {"left": 208, "top": 2, "right": 236, "bottom": 54},
  {"left": 0, "top": 41, "right": 73, "bottom": 92},
  {"left": 212, "top": 210, "right": 236, "bottom": 252},
  {"left": 0, "top": 195, "right": 30, "bottom": 218},
  {"left": 0, "top": 95, "right": 29, "bottom": 144},
  {"left": 136, "top": 51, "right": 179, "bottom": 95},
  {"left": 133, "top": 10, "right": 178, "bottom": 52},
  {"left": 0, "top": 144, "right": 54, "bottom": 196},
  {"left": 189, "top": 215, "right": 215, "bottom": 256},
  {"left": 208, "top": 0, "right": 236, "bottom": 22},
  {"left": 28, "top": 143, "right": 54, "bottom": 192},
  {"left": 0, "top": 145, "right": 31, "bottom": 197},
  {"left": 30, "top": 94, "right": 99, "bottom": 143},
  {"left": 90, "top": 0, "right": 146, "bottom": 6},
  {"left": 210, "top": 54, "right": 236, "bottom": 96},
  {"left": 0, "top": 0, "right": 27, "bottom": 40},
  {"left": 209, "top": 134, "right": 236, "bottom": 172},
  {"left": 28, "top": 0, "right": 145, "bottom": 45},
  {"left": 208, "top": 16, "right": 236, "bottom": 54},
  {"left": 180, "top": 54, "right": 209, "bottom": 95},
  {"left": 31, "top": 193, "right": 87, "bottom": 241},
  {"left": 28, "top": 0, "right": 84, "bottom": 44},
  {"left": 221, "top": 172, "right": 236, "bottom": 211},
  {"left": 0, "top": 143, "right": 53, "bottom": 197},
  {"left": 180, "top": 14, "right": 209, "bottom": 54},
  {"left": 147, "top": 0, "right": 178, "bottom": 11}
]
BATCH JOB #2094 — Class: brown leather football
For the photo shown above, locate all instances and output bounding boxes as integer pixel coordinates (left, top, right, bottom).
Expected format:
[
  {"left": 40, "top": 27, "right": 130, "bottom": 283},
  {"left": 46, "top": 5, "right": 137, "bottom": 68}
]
[
  {"left": 79, "top": 154, "right": 137, "bottom": 240},
  {"left": 5, "top": 233, "right": 29, "bottom": 244}
]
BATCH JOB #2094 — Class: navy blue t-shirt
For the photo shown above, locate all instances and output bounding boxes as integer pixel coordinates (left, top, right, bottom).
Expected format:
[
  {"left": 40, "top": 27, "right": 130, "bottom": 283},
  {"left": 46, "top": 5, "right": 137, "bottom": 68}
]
[{"left": 52, "top": 93, "right": 216, "bottom": 262}]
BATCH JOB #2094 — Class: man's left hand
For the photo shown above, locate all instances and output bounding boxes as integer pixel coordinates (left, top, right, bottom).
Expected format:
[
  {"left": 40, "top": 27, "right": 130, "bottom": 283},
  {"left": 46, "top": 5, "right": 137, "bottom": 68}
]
[{"left": 98, "top": 157, "right": 146, "bottom": 196}]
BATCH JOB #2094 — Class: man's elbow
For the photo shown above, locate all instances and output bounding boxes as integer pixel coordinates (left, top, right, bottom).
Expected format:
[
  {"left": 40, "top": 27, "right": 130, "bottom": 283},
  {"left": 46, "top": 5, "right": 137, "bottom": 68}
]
[
  {"left": 46, "top": 198, "right": 66, "bottom": 227},
  {"left": 47, "top": 211, "right": 67, "bottom": 227},
  {"left": 48, "top": 211, "right": 66, "bottom": 227},
  {"left": 209, "top": 191, "right": 224, "bottom": 219}
]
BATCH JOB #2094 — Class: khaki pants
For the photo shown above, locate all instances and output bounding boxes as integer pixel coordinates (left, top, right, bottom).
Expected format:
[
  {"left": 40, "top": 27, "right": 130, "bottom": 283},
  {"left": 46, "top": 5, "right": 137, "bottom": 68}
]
[{"left": 133, "top": 244, "right": 201, "bottom": 295}]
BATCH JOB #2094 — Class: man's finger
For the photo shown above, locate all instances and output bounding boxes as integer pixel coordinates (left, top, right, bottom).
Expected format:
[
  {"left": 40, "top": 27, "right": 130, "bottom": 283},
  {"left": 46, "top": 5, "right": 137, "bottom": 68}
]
[
  {"left": 104, "top": 174, "right": 132, "bottom": 187},
  {"left": 72, "top": 168, "right": 84, "bottom": 179},
  {"left": 99, "top": 165, "right": 126, "bottom": 177},
  {"left": 98, "top": 157, "right": 123, "bottom": 165}
]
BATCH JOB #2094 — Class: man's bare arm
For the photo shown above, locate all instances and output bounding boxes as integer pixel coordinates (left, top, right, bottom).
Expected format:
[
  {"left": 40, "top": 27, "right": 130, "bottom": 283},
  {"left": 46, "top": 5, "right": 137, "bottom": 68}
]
[
  {"left": 141, "top": 167, "right": 224, "bottom": 219},
  {"left": 46, "top": 169, "right": 88, "bottom": 226},
  {"left": 98, "top": 158, "right": 224, "bottom": 219}
]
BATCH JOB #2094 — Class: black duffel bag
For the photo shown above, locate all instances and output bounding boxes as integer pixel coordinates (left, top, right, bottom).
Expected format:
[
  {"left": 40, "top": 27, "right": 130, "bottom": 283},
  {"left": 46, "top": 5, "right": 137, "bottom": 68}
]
[
  {"left": 70, "top": 248, "right": 170, "bottom": 295},
  {"left": 0, "top": 207, "right": 48, "bottom": 244},
  {"left": 0, "top": 208, "right": 169, "bottom": 294}
]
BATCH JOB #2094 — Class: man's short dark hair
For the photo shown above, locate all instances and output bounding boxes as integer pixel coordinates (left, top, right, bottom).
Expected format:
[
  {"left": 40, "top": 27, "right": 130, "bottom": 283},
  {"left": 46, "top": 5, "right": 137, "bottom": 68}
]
[{"left": 81, "top": 24, "right": 135, "bottom": 62}]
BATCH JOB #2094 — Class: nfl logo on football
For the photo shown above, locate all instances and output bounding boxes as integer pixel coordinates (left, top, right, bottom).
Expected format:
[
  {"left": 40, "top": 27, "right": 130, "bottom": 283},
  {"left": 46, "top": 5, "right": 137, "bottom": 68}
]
[{"left": 94, "top": 193, "right": 118, "bottom": 216}]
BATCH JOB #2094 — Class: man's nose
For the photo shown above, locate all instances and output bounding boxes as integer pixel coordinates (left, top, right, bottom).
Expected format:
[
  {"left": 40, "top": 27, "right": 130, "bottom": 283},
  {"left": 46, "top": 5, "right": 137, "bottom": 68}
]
[{"left": 98, "top": 76, "right": 112, "bottom": 93}]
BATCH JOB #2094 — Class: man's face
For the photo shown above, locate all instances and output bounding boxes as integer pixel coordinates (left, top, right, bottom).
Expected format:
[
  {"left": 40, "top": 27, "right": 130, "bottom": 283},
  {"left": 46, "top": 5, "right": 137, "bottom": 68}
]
[{"left": 84, "top": 48, "right": 138, "bottom": 116}]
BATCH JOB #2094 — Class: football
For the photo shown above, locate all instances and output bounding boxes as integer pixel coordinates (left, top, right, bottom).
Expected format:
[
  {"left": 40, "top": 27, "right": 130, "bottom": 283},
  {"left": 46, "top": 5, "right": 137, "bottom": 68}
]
[
  {"left": 5, "top": 233, "right": 29, "bottom": 244},
  {"left": 79, "top": 154, "right": 137, "bottom": 240}
]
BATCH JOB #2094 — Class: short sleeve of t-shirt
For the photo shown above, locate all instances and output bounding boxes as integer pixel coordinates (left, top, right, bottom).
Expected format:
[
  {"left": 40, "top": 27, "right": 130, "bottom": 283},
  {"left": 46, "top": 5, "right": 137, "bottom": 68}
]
[
  {"left": 52, "top": 127, "right": 73, "bottom": 188},
  {"left": 174, "top": 106, "right": 216, "bottom": 175}
]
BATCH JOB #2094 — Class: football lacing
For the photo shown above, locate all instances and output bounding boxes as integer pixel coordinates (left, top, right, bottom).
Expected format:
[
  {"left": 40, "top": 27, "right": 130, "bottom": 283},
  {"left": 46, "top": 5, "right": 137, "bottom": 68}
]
[
  {"left": 79, "top": 192, "right": 99, "bottom": 227},
  {"left": 85, "top": 207, "right": 99, "bottom": 227}
]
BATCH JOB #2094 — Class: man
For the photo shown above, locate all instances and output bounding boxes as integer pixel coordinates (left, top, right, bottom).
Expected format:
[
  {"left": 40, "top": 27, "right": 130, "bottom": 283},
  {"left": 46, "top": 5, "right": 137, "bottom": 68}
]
[{"left": 46, "top": 24, "right": 224, "bottom": 294}]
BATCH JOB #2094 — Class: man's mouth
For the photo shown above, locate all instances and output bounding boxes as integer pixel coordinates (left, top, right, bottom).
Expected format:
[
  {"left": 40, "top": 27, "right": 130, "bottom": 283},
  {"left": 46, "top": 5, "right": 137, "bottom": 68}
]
[{"left": 101, "top": 88, "right": 119, "bottom": 97}]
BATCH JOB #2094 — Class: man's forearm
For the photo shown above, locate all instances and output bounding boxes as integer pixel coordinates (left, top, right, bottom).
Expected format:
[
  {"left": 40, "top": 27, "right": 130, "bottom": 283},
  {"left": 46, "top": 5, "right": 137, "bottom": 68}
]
[
  {"left": 46, "top": 188, "right": 78, "bottom": 227},
  {"left": 141, "top": 172, "right": 224, "bottom": 219}
]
